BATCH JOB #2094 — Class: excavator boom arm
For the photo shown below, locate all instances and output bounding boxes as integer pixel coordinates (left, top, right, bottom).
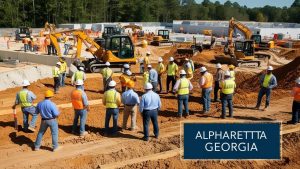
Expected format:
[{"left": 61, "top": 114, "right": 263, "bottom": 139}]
[{"left": 228, "top": 17, "right": 252, "bottom": 43}]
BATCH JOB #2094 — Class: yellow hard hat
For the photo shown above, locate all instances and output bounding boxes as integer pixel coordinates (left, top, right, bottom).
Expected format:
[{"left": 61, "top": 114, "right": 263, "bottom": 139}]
[
  {"left": 127, "top": 80, "right": 135, "bottom": 88},
  {"left": 229, "top": 64, "right": 235, "bottom": 69},
  {"left": 45, "top": 90, "right": 54, "bottom": 97}
]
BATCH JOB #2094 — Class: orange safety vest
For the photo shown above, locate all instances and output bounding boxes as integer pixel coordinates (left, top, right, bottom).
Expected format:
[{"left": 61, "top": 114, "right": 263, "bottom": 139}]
[
  {"left": 45, "top": 38, "right": 51, "bottom": 45},
  {"left": 293, "top": 87, "right": 300, "bottom": 102},
  {"left": 71, "top": 89, "right": 84, "bottom": 110},
  {"left": 202, "top": 73, "right": 213, "bottom": 89}
]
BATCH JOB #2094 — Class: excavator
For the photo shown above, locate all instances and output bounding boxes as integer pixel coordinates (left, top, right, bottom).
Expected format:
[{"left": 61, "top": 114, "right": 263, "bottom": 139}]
[{"left": 50, "top": 29, "right": 136, "bottom": 73}]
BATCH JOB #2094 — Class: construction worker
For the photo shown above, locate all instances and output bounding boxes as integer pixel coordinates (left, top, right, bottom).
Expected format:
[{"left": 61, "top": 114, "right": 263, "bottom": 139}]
[
  {"left": 71, "top": 66, "right": 86, "bottom": 90},
  {"left": 214, "top": 63, "right": 224, "bottom": 102},
  {"left": 120, "top": 64, "right": 133, "bottom": 93},
  {"left": 63, "top": 35, "right": 71, "bottom": 55},
  {"left": 183, "top": 57, "right": 194, "bottom": 80},
  {"left": 228, "top": 65, "right": 235, "bottom": 81},
  {"left": 199, "top": 66, "right": 213, "bottom": 113},
  {"left": 140, "top": 83, "right": 161, "bottom": 141},
  {"left": 121, "top": 80, "right": 140, "bottom": 131},
  {"left": 12, "top": 80, "right": 37, "bottom": 132},
  {"left": 53, "top": 62, "right": 61, "bottom": 94},
  {"left": 255, "top": 66, "right": 277, "bottom": 111},
  {"left": 220, "top": 71, "right": 236, "bottom": 119},
  {"left": 166, "top": 57, "right": 178, "bottom": 93},
  {"left": 23, "top": 37, "right": 30, "bottom": 52},
  {"left": 173, "top": 70, "right": 193, "bottom": 117},
  {"left": 103, "top": 80, "right": 121, "bottom": 135},
  {"left": 59, "top": 57, "right": 67, "bottom": 87},
  {"left": 45, "top": 35, "right": 52, "bottom": 55},
  {"left": 144, "top": 51, "right": 150, "bottom": 68},
  {"left": 156, "top": 57, "right": 165, "bottom": 93},
  {"left": 148, "top": 64, "right": 158, "bottom": 92},
  {"left": 34, "top": 90, "right": 61, "bottom": 152},
  {"left": 100, "top": 62, "right": 113, "bottom": 91},
  {"left": 143, "top": 67, "right": 149, "bottom": 85},
  {"left": 288, "top": 77, "right": 300, "bottom": 124},
  {"left": 71, "top": 80, "right": 89, "bottom": 136}
]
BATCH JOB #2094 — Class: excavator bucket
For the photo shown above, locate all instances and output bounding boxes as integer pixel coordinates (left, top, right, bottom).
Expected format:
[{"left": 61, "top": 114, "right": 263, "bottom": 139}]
[{"left": 214, "top": 54, "right": 238, "bottom": 66}]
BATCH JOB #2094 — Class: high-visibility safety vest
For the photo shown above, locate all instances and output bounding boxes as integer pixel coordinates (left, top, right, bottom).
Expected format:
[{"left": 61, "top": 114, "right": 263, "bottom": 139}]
[
  {"left": 45, "top": 38, "right": 51, "bottom": 45},
  {"left": 263, "top": 74, "right": 272, "bottom": 88},
  {"left": 156, "top": 63, "right": 165, "bottom": 74},
  {"left": 167, "top": 63, "right": 178, "bottom": 76},
  {"left": 230, "top": 71, "right": 235, "bottom": 81},
  {"left": 52, "top": 67, "right": 60, "bottom": 77},
  {"left": 75, "top": 71, "right": 84, "bottom": 81},
  {"left": 293, "top": 87, "right": 300, "bottom": 102},
  {"left": 189, "top": 60, "right": 195, "bottom": 72},
  {"left": 19, "top": 90, "right": 32, "bottom": 107},
  {"left": 71, "top": 89, "right": 84, "bottom": 110},
  {"left": 104, "top": 89, "right": 118, "bottom": 108},
  {"left": 60, "top": 62, "right": 67, "bottom": 73},
  {"left": 102, "top": 68, "right": 113, "bottom": 80},
  {"left": 202, "top": 73, "right": 213, "bottom": 89},
  {"left": 178, "top": 78, "right": 189, "bottom": 95},
  {"left": 143, "top": 71, "right": 149, "bottom": 85},
  {"left": 221, "top": 79, "right": 236, "bottom": 94},
  {"left": 144, "top": 57, "right": 149, "bottom": 65}
]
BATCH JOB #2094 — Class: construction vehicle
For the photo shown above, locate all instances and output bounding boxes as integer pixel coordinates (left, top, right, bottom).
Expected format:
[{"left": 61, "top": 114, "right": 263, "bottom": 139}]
[
  {"left": 150, "top": 29, "right": 173, "bottom": 46},
  {"left": 102, "top": 25, "right": 124, "bottom": 39},
  {"left": 15, "top": 27, "right": 30, "bottom": 41},
  {"left": 202, "top": 29, "right": 214, "bottom": 49},
  {"left": 174, "top": 37, "right": 203, "bottom": 65},
  {"left": 50, "top": 29, "right": 136, "bottom": 73}
]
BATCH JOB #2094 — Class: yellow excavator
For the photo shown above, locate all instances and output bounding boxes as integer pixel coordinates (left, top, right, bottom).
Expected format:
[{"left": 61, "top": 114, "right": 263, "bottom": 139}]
[
  {"left": 150, "top": 29, "right": 173, "bottom": 46},
  {"left": 50, "top": 29, "right": 136, "bottom": 72}
]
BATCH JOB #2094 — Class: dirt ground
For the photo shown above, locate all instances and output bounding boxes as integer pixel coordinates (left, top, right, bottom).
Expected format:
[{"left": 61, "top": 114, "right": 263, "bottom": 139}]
[{"left": 0, "top": 45, "right": 300, "bottom": 169}]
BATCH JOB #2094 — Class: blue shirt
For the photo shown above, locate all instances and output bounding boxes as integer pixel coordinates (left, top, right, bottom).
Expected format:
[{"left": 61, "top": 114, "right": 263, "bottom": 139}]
[
  {"left": 149, "top": 68, "right": 158, "bottom": 83},
  {"left": 259, "top": 74, "right": 277, "bottom": 89},
  {"left": 139, "top": 91, "right": 161, "bottom": 112},
  {"left": 36, "top": 99, "right": 60, "bottom": 119},
  {"left": 122, "top": 89, "right": 140, "bottom": 105},
  {"left": 77, "top": 87, "right": 89, "bottom": 106},
  {"left": 15, "top": 89, "right": 36, "bottom": 105}
]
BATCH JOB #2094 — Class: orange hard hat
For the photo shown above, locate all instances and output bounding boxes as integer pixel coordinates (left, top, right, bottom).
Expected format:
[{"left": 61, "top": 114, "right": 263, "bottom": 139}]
[
  {"left": 45, "top": 90, "right": 54, "bottom": 97},
  {"left": 127, "top": 80, "right": 135, "bottom": 88}
]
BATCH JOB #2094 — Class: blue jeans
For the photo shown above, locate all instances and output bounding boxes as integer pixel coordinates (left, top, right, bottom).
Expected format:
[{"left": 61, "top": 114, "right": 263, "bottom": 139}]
[
  {"left": 202, "top": 88, "right": 211, "bottom": 111},
  {"left": 72, "top": 109, "right": 87, "bottom": 135},
  {"left": 34, "top": 119, "right": 59, "bottom": 149},
  {"left": 151, "top": 82, "right": 158, "bottom": 93},
  {"left": 105, "top": 108, "right": 119, "bottom": 133},
  {"left": 256, "top": 87, "right": 271, "bottom": 108},
  {"left": 22, "top": 106, "right": 38, "bottom": 129},
  {"left": 24, "top": 44, "right": 29, "bottom": 52},
  {"left": 292, "top": 101, "right": 300, "bottom": 123},
  {"left": 142, "top": 109, "right": 159, "bottom": 139},
  {"left": 158, "top": 75, "right": 162, "bottom": 93},
  {"left": 221, "top": 94, "right": 233, "bottom": 118},
  {"left": 64, "top": 44, "right": 70, "bottom": 55},
  {"left": 178, "top": 94, "right": 189, "bottom": 117},
  {"left": 60, "top": 73, "right": 66, "bottom": 87}
]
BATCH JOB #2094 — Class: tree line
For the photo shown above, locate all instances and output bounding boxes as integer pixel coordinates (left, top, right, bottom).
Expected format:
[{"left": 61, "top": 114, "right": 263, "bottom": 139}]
[{"left": 0, "top": 0, "right": 299, "bottom": 28}]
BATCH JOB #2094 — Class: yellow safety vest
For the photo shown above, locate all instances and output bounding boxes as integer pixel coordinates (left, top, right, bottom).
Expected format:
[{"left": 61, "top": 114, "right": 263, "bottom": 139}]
[
  {"left": 52, "top": 67, "right": 60, "bottom": 77},
  {"left": 263, "top": 74, "right": 272, "bottom": 88},
  {"left": 143, "top": 71, "right": 149, "bottom": 85},
  {"left": 60, "top": 62, "right": 67, "bottom": 73},
  {"left": 221, "top": 79, "right": 236, "bottom": 94},
  {"left": 75, "top": 71, "right": 84, "bottom": 81},
  {"left": 167, "top": 63, "right": 178, "bottom": 76},
  {"left": 178, "top": 78, "right": 189, "bottom": 95},
  {"left": 230, "top": 71, "right": 235, "bottom": 81},
  {"left": 104, "top": 89, "right": 118, "bottom": 108},
  {"left": 144, "top": 57, "right": 149, "bottom": 65},
  {"left": 156, "top": 63, "right": 165, "bottom": 74},
  {"left": 19, "top": 90, "right": 32, "bottom": 107},
  {"left": 102, "top": 68, "right": 113, "bottom": 80}
]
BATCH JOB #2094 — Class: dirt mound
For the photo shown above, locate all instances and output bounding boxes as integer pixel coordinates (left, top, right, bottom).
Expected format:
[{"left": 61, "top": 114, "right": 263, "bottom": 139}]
[{"left": 272, "top": 47, "right": 300, "bottom": 60}]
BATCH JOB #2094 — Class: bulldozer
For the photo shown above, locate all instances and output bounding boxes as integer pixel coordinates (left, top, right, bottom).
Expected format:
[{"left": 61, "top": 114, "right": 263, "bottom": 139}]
[
  {"left": 150, "top": 29, "right": 173, "bottom": 46},
  {"left": 50, "top": 29, "right": 136, "bottom": 73}
]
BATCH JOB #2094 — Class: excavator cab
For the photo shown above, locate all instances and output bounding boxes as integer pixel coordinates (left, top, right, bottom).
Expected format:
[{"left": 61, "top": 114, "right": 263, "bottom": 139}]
[
  {"left": 158, "top": 30, "right": 169, "bottom": 40},
  {"left": 106, "top": 35, "right": 134, "bottom": 59},
  {"left": 102, "top": 26, "right": 123, "bottom": 39}
]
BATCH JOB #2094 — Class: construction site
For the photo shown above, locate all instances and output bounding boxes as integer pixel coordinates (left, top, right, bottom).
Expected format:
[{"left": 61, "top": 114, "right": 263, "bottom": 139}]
[{"left": 0, "top": 17, "right": 300, "bottom": 169}]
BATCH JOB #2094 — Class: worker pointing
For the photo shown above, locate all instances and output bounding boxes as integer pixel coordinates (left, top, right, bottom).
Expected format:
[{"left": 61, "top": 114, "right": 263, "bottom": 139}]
[
  {"left": 71, "top": 66, "right": 86, "bottom": 90},
  {"left": 156, "top": 57, "right": 165, "bottom": 93},
  {"left": 101, "top": 62, "right": 113, "bottom": 92},
  {"left": 71, "top": 80, "right": 89, "bottom": 136},
  {"left": 255, "top": 66, "right": 277, "bottom": 111},
  {"left": 173, "top": 70, "right": 193, "bottom": 118},
  {"left": 199, "top": 66, "right": 213, "bottom": 113},
  {"left": 288, "top": 77, "right": 300, "bottom": 125},
  {"left": 220, "top": 71, "right": 236, "bottom": 119},
  {"left": 166, "top": 57, "right": 178, "bottom": 94},
  {"left": 12, "top": 80, "right": 37, "bottom": 132},
  {"left": 53, "top": 62, "right": 61, "bottom": 94}
]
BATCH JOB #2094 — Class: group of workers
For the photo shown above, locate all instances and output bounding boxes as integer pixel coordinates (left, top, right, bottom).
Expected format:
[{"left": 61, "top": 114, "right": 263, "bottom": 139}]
[{"left": 12, "top": 50, "right": 300, "bottom": 151}]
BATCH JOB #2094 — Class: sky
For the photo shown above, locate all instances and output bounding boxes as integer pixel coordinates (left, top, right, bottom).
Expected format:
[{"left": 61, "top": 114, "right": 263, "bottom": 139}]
[{"left": 196, "top": 0, "right": 294, "bottom": 8}]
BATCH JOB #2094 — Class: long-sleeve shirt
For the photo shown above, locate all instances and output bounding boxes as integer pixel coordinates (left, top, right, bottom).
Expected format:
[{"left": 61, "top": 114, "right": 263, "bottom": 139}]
[
  {"left": 173, "top": 78, "right": 193, "bottom": 92},
  {"left": 36, "top": 99, "right": 60, "bottom": 119},
  {"left": 215, "top": 69, "right": 224, "bottom": 82},
  {"left": 121, "top": 89, "right": 140, "bottom": 105},
  {"left": 139, "top": 91, "right": 161, "bottom": 112},
  {"left": 259, "top": 74, "right": 277, "bottom": 89},
  {"left": 149, "top": 68, "right": 158, "bottom": 83},
  {"left": 15, "top": 89, "right": 36, "bottom": 105},
  {"left": 78, "top": 88, "right": 89, "bottom": 107},
  {"left": 199, "top": 72, "right": 213, "bottom": 90}
]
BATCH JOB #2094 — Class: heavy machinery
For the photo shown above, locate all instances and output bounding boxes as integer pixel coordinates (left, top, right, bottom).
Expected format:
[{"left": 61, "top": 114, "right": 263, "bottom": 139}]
[
  {"left": 102, "top": 25, "right": 124, "bottom": 39},
  {"left": 50, "top": 29, "right": 136, "bottom": 73},
  {"left": 174, "top": 37, "right": 203, "bottom": 65},
  {"left": 15, "top": 27, "right": 30, "bottom": 41},
  {"left": 150, "top": 29, "right": 173, "bottom": 46},
  {"left": 202, "top": 29, "right": 214, "bottom": 49}
]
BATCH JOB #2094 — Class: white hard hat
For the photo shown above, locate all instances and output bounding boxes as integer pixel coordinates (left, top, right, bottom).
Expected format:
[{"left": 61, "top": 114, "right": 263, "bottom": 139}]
[
  {"left": 56, "top": 62, "right": 61, "bottom": 66},
  {"left": 216, "top": 63, "right": 222, "bottom": 69},
  {"left": 105, "top": 62, "right": 110, "bottom": 66},
  {"left": 75, "top": 79, "right": 84, "bottom": 86},
  {"left": 147, "top": 64, "right": 152, "bottom": 68},
  {"left": 144, "top": 82, "right": 153, "bottom": 90},
  {"left": 200, "top": 66, "right": 207, "bottom": 73},
  {"left": 296, "top": 77, "right": 300, "bottom": 84},
  {"left": 123, "top": 64, "right": 130, "bottom": 69},
  {"left": 158, "top": 57, "right": 163, "bottom": 62},
  {"left": 79, "top": 67, "right": 84, "bottom": 71},
  {"left": 224, "top": 71, "right": 231, "bottom": 76},
  {"left": 180, "top": 70, "right": 186, "bottom": 75},
  {"left": 169, "top": 57, "right": 174, "bottom": 61},
  {"left": 267, "top": 66, "right": 273, "bottom": 71},
  {"left": 185, "top": 58, "right": 189, "bottom": 61},
  {"left": 108, "top": 80, "right": 116, "bottom": 87},
  {"left": 146, "top": 51, "right": 151, "bottom": 55},
  {"left": 22, "top": 80, "right": 30, "bottom": 86}
]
